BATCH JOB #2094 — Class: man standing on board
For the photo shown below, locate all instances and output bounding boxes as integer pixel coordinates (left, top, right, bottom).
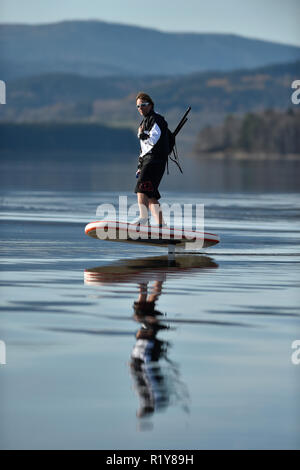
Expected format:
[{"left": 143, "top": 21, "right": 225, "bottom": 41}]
[{"left": 133, "top": 92, "right": 168, "bottom": 228}]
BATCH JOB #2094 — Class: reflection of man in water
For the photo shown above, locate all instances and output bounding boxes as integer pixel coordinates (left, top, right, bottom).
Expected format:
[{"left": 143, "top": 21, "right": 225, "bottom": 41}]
[{"left": 129, "top": 280, "right": 189, "bottom": 419}]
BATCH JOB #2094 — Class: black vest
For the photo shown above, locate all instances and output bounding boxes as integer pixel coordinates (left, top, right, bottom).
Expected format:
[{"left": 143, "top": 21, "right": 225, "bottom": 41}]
[{"left": 141, "top": 110, "right": 169, "bottom": 160}]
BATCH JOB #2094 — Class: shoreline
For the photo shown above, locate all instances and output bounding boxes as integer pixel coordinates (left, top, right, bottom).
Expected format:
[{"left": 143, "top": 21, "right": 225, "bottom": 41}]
[{"left": 193, "top": 151, "right": 300, "bottom": 161}]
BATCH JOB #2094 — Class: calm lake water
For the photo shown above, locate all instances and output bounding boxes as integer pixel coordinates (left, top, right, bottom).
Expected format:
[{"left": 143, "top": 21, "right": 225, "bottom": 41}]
[{"left": 0, "top": 160, "right": 300, "bottom": 449}]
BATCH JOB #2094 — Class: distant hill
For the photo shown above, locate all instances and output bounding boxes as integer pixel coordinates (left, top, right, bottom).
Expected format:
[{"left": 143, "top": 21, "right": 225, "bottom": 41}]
[
  {"left": 1, "top": 60, "right": 299, "bottom": 157},
  {"left": 1, "top": 60, "right": 299, "bottom": 129},
  {"left": 1, "top": 20, "right": 300, "bottom": 80},
  {"left": 147, "top": 60, "right": 300, "bottom": 113}
]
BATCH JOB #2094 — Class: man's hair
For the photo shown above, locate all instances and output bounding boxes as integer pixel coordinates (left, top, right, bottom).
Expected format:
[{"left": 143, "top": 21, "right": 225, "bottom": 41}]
[{"left": 136, "top": 92, "right": 154, "bottom": 107}]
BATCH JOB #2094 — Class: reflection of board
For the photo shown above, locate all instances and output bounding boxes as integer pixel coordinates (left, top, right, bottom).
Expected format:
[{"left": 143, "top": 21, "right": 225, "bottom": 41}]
[
  {"left": 85, "top": 220, "right": 220, "bottom": 248},
  {"left": 84, "top": 255, "right": 218, "bottom": 285}
]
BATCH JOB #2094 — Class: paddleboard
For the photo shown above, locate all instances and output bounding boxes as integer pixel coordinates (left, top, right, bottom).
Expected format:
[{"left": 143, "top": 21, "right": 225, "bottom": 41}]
[{"left": 85, "top": 220, "right": 220, "bottom": 248}]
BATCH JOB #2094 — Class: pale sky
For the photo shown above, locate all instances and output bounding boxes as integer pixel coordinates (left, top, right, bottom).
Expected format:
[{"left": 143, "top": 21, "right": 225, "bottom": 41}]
[{"left": 1, "top": 0, "right": 300, "bottom": 46}]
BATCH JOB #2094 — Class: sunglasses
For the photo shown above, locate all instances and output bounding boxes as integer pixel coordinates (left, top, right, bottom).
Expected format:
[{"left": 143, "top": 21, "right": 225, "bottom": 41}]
[{"left": 136, "top": 102, "right": 150, "bottom": 108}]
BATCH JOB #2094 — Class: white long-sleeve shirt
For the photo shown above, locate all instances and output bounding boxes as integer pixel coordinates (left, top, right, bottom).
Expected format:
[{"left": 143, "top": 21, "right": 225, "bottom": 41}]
[{"left": 138, "top": 122, "right": 162, "bottom": 157}]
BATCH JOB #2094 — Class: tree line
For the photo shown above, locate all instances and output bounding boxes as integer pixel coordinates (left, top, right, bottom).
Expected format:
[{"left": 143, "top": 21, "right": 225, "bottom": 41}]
[{"left": 194, "top": 108, "right": 300, "bottom": 157}]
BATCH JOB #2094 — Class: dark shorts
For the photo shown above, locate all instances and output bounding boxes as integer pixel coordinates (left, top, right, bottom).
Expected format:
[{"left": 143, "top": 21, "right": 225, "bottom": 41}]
[{"left": 134, "top": 155, "right": 166, "bottom": 200}]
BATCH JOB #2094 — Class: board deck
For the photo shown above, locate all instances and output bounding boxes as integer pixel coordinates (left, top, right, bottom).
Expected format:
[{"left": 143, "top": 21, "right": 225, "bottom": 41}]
[{"left": 85, "top": 220, "right": 220, "bottom": 248}]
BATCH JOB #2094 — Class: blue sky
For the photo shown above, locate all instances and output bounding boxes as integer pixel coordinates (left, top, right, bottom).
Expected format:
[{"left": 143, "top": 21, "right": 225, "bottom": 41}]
[{"left": 1, "top": 0, "right": 300, "bottom": 46}]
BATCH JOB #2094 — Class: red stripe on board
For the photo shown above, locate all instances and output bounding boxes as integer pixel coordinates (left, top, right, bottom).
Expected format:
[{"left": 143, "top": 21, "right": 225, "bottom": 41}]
[
  {"left": 85, "top": 225, "right": 219, "bottom": 243},
  {"left": 85, "top": 220, "right": 219, "bottom": 239}
]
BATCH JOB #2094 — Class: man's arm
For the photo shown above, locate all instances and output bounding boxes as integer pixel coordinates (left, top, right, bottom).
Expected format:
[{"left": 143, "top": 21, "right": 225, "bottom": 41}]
[
  {"left": 146, "top": 123, "right": 161, "bottom": 146},
  {"left": 139, "top": 122, "right": 161, "bottom": 145}
]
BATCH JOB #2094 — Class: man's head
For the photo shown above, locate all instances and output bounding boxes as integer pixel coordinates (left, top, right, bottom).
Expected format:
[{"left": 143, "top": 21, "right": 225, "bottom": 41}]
[{"left": 136, "top": 92, "right": 154, "bottom": 117}]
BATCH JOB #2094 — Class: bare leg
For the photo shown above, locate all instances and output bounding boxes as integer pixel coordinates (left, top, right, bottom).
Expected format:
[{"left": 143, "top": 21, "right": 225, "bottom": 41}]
[
  {"left": 148, "top": 198, "right": 166, "bottom": 225},
  {"left": 137, "top": 192, "right": 149, "bottom": 219}
]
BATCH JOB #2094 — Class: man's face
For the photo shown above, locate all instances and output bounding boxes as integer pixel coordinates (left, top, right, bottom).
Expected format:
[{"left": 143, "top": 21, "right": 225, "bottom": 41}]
[{"left": 136, "top": 98, "right": 152, "bottom": 117}]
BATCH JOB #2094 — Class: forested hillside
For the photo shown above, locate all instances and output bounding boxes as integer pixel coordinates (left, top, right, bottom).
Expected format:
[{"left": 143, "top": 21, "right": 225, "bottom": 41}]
[{"left": 194, "top": 108, "right": 300, "bottom": 159}]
